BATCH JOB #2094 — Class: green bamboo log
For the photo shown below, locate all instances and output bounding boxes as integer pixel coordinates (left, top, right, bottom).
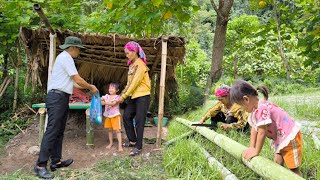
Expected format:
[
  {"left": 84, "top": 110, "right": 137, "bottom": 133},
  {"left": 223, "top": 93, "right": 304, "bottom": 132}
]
[
  {"left": 175, "top": 117, "right": 304, "bottom": 180},
  {"left": 312, "top": 133, "right": 320, "bottom": 150},
  {"left": 38, "top": 108, "right": 46, "bottom": 147},
  {"left": 164, "top": 131, "right": 195, "bottom": 146},
  {"left": 86, "top": 109, "right": 94, "bottom": 148},
  {"left": 191, "top": 140, "right": 238, "bottom": 180}
]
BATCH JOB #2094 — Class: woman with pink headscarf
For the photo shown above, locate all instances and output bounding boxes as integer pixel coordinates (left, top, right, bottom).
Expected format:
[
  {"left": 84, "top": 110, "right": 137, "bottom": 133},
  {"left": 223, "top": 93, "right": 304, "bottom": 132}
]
[
  {"left": 198, "top": 85, "right": 249, "bottom": 131},
  {"left": 118, "top": 41, "right": 151, "bottom": 156}
]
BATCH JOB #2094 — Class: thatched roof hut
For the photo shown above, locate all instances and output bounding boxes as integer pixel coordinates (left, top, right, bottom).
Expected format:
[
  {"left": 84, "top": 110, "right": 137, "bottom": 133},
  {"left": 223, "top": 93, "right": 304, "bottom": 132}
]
[{"left": 19, "top": 27, "right": 186, "bottom": 115}]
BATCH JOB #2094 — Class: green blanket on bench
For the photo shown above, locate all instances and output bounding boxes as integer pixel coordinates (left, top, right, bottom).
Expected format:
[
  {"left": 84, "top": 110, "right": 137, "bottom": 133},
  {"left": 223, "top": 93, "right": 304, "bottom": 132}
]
[{"left": 32, "top": 103, "right": 91, "bottom": 109}]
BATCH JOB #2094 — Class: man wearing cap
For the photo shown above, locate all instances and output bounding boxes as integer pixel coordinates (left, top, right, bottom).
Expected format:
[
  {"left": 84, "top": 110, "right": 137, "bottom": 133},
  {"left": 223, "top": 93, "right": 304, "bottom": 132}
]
[{"left": 34, "top": 36, "right": 98, "bottom": 179}]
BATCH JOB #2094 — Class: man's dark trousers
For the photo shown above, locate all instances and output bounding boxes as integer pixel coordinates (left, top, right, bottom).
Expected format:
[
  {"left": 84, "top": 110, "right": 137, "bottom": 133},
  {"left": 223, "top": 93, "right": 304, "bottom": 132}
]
[
  {"left": 123, "top": 95, "right": 150, "bottom": 150},
  {"left": 37, "top": 90, "right": 70, "bottom": 166}
]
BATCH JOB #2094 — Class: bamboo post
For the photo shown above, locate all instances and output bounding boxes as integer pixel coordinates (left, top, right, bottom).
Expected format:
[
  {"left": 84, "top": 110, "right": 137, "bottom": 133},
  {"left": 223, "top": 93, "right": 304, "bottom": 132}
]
[
  {"left": 86, "top": 109, "right": 94, "bottom": 148},
  {"left": 164, "top": 131, "right": 195, "bottom": 146},
  {"left": 191, "top": 140, "right": 238, "bottom": 180},
  {"left": 33, "top": 4, "right": 57, "bottom": 88},
  {"left": 38, "top": 108, "right": 46, "bottom": 147},
  {"left": 48, "top": 33, "right": 57, "bottom": 85},
  {"left": 175, "top": 118, "right": 304, "bottom": 180},
  {"left": 156, "top": 36, "right": 168, "bottom": 148}
]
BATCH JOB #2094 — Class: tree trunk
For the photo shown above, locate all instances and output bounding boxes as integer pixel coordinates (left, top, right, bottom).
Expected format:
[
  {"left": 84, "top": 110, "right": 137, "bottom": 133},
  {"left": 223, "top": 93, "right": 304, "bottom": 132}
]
[
  {"left": 205, "top": 0, "right": 234, "bottom": 100},
  {"left": 13, "top": 41, "right": 22, "bottom": 112},
  {"left": 13, "top": 67, "right": 19, "bottom": 111},
  {"left": 3, "top": 54, "right": 8, "bottom": 78},
  {"left": 233, "top": 54, "right": 238, "bottom": 79},
  {"left": 273, "top": 0, "right": 290, "bottom": 80}
]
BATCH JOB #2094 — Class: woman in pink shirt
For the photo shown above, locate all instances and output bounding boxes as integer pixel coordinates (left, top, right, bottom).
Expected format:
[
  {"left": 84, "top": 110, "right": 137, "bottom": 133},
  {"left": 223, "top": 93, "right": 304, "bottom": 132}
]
[{"left": 230, "top": 80, "right": 303, "bottom": 176}]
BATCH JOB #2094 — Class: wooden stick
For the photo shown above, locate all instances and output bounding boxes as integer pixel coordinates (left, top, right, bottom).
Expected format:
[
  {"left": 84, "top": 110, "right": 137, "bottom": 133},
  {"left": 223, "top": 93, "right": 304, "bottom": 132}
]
[
  {"left": 0, "top": 77, "right": 9, "bottom": 93},
  {"left": 15, "top": 124, "right": 25, "bottom": 134},
  {"left": 25, "top": 104, "right": 37, "bottom": 114},
  {"left": 156, "top": 36, "right": 168, "bottom": 148},
  {"left": 0, "top": 77, "right": 11, "bottom": 97}
]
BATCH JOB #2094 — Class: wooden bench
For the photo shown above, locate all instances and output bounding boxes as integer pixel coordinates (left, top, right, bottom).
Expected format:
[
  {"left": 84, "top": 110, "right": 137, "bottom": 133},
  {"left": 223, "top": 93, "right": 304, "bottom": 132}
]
[{"left": 32, "top": 103, "right": 95, "bottom": 148}]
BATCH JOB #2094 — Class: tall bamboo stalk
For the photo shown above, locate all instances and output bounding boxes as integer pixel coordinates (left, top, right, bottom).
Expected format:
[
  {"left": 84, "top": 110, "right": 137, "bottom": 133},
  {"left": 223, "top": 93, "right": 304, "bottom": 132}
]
[{"left": 156, "top": 36, "right": 168, "bottom": 148}]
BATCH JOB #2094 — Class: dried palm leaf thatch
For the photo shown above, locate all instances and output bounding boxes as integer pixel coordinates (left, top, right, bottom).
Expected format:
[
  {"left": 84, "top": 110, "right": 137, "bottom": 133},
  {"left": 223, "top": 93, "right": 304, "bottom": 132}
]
[{"left": 19, "top": 27, "right": 186, "bottom": 115}]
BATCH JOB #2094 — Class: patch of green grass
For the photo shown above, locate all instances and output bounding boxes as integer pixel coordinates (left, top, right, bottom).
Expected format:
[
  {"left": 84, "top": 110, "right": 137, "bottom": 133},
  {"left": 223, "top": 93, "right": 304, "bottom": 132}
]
[
  {"left": 164, "top": 138, "right": 220, "bottom": 179},
  {"left": 2, "top": 153, "right": 166, "bottom": 180},
  {"left": 271, "top": 96, "right": 320, "bottom": 121}
]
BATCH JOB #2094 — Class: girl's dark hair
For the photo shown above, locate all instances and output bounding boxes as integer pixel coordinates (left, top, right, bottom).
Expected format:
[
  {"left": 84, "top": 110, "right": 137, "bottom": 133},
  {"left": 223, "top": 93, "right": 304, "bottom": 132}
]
[
  {"left": 109, "top": 82, "right": 120, "bottom": 90},
  {"left": 230, "top": 80, "right": 269, "bottom": 104},
  {"left": 257, "top": 86, "right": 269, "bottom": 100}
]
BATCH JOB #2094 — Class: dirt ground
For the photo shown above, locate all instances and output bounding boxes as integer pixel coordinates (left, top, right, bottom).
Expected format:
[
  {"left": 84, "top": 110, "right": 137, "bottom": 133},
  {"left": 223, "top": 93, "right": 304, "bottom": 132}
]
[{"left": 0, "top": 111, "right": 167, "bottom": 175}]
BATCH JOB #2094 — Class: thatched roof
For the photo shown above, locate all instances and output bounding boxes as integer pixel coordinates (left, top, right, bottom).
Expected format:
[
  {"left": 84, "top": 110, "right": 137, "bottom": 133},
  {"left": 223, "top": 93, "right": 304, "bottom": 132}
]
[{"left": 19, "top": 27, "right": 186, "bottom": 115}]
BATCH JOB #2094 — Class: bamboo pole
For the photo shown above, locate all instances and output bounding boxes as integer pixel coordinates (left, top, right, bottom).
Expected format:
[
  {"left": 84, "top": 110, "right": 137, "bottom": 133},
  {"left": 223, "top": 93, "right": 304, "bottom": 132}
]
[
  {"left": 33, "top": 4, "right": 55, "bottom": 35},
  {"left": 38, "top": 108, "right": 46, "bottom": 147},
  {"left": 156, "top": 36, "right": 168, "bottom": 148},
  {"left": 48, "top": 33, "right": 57, "bottom": 86},
  {"left": 164, "top": 131, "right": 195, "bottom": 146},
  {"left": 190, "top": 140, "right": 238, "bottom": 180},
  {"left": 86, "top": 109, "right": 94, "bottom": 148},
  {"left": 175, "top": 117, "right": 304, "bottom": 180}
]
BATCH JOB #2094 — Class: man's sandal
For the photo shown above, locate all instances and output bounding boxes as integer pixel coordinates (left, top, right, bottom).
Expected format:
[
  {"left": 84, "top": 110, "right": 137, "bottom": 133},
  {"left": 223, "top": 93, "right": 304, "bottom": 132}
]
[
  {"left": 123, "top": 141, "right": 136, "bottom": 147},
  {"left": 129, "top": 148, "right": 141, "bottom": 156}
]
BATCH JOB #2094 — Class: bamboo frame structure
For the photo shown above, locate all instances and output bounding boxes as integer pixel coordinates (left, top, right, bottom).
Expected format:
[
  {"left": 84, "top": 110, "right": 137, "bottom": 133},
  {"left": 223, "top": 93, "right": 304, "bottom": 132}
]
[{"left": 175, "top": 117, "right": 304, "bottom": 180}]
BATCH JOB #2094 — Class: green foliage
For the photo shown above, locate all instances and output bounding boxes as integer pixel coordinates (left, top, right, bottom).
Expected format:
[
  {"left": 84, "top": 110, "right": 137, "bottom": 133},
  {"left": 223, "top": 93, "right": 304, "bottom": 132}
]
[
  {"left": 294, "top": 0, "right": 320, "bottom": 65},
  {"left": 168, "top": 83, "right": 205, "bottom": 115},
  {"left": 84, "top": 0, "right": 199, "bottom": 37},
  {"left": 178, "top": 40, "right": 210, "bottom": 88},
  {"left": 0, "top": 114, "right": 33, "bottom": 145}
]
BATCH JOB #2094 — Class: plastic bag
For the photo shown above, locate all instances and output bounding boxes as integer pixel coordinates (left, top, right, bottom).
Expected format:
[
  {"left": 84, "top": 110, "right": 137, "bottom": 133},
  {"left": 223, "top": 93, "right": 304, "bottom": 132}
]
[{"left": 90, "top": 92, "right": 102, "bottom": 124}]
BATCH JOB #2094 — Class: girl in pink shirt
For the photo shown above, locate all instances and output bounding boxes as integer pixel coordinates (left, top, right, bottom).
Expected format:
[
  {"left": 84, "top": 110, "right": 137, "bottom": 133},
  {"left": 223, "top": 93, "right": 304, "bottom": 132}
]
[
  {"left": 230, "top": 80, "right": 303, "bottom": 176},
  {"left": 101, "top": 82, "right": 123, "bottom": 152}
]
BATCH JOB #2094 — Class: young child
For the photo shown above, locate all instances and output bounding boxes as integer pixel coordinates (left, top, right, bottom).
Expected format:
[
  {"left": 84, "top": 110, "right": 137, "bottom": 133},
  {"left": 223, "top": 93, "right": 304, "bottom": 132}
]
[
  {"left": 101, "top": 82, "right": 123, "bottom": 152},
  {"left": 230, "top": 80, "right": 303, "bottom": 176}
]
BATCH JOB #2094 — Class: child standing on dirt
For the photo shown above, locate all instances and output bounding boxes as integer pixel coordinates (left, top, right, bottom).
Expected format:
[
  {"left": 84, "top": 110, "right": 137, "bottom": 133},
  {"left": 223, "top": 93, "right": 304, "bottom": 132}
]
[
  {"left": 101, "top": 82, "right": 123, "bottom": 152},
  {"left": 230, "top": 80, "right": 303, "bottom": 176}
]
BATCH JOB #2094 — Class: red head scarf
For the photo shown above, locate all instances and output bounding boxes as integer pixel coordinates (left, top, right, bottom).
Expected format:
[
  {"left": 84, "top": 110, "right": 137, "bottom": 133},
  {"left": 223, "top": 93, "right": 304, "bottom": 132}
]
[{"left": 214, "top": 85, "right": 231, "bottom": 97}]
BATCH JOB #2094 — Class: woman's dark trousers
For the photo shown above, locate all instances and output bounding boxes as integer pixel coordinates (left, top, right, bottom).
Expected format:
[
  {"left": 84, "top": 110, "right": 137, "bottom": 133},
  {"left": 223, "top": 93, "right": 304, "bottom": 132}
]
[{"left": 123, "top": 95, "right": 150, "bottom": 150}]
